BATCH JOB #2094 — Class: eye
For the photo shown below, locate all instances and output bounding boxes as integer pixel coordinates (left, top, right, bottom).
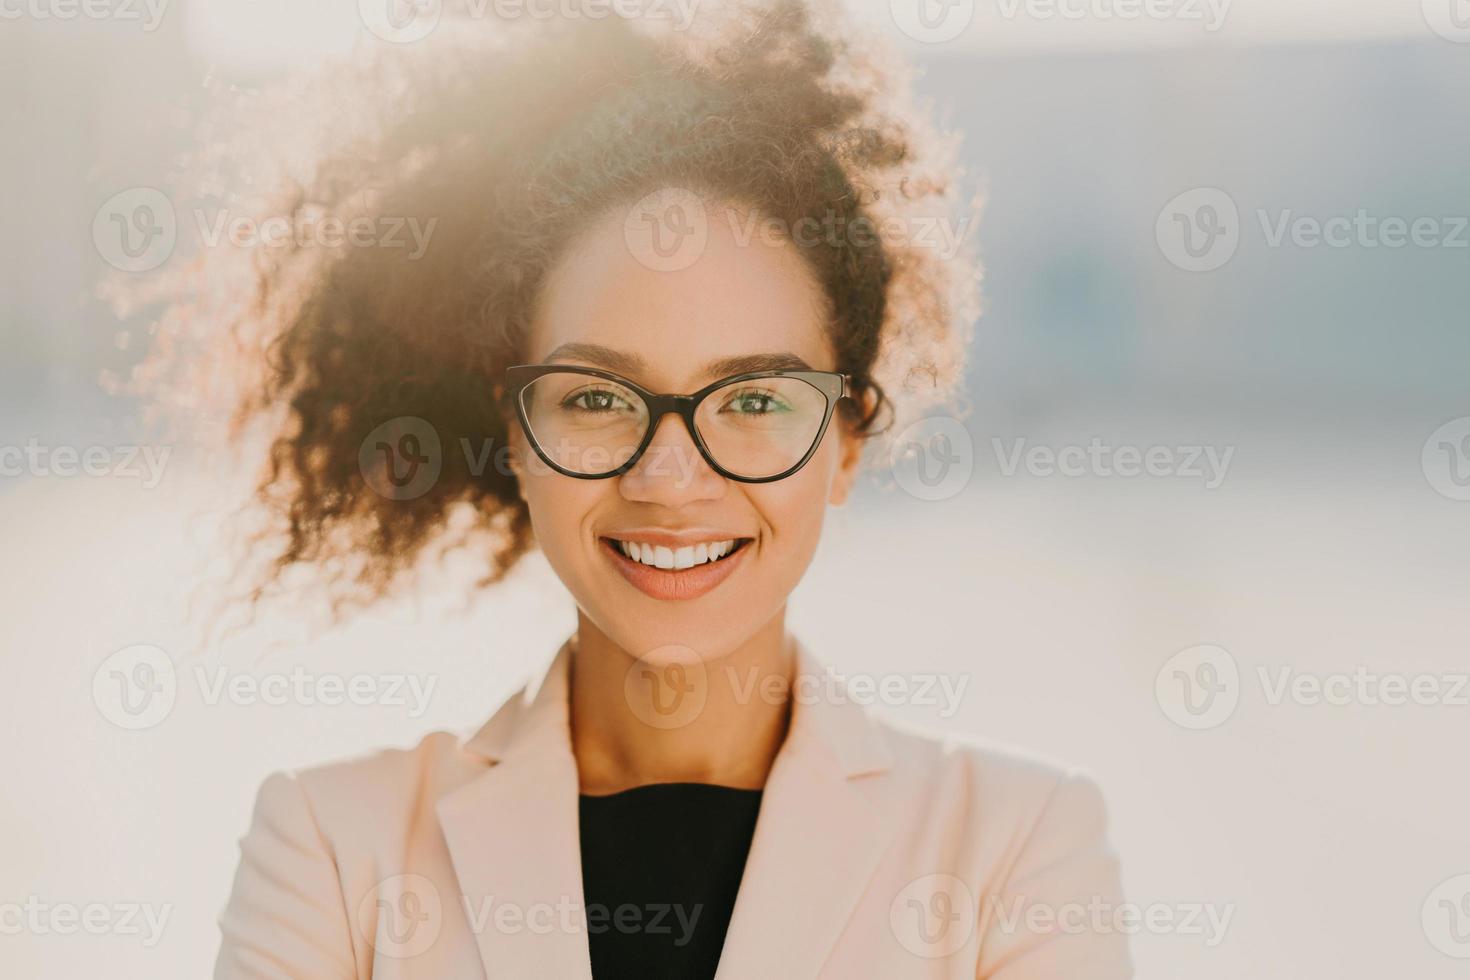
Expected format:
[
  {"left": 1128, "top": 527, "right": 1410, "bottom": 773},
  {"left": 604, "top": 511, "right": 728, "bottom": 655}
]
[
  {"left": 719, "top": 388, "right": 792, "bottom": 415},
  {"left": 561, "top": 385, "right": 637, "bottom": 414}
]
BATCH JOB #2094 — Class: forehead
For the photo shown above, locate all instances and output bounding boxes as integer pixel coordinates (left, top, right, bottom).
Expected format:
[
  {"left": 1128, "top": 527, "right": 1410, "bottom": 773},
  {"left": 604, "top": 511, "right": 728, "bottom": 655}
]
[{"left": 527, "top": 197, "right": 834, "bottom": 390}]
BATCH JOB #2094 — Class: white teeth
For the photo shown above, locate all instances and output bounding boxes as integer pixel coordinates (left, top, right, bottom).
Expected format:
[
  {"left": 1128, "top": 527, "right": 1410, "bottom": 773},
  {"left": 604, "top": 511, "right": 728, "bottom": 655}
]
[{"left": 615, "top": 538, "right": 739, "bottom": 570}]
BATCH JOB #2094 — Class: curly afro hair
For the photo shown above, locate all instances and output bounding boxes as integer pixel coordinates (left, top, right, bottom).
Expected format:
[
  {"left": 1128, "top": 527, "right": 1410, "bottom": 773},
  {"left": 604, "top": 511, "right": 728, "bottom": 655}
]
[{"left": 125, "top": 0, "right": 980, "bottom": 614}]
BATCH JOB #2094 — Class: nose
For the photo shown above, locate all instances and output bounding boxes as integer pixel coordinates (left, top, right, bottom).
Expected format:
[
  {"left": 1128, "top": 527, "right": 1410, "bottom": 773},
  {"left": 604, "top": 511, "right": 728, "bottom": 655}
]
[{"left": 618, "top": 411, "right": 726, "bottom": 506}]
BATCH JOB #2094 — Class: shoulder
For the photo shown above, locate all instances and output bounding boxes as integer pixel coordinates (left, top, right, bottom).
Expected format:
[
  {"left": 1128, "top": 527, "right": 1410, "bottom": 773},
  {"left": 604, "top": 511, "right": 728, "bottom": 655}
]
[
  {"left": 245, "top": 727, "right": 487, "bottom": 844},
  {"left": 867, "top": 711, "right": 1115, "bottom": 847}
]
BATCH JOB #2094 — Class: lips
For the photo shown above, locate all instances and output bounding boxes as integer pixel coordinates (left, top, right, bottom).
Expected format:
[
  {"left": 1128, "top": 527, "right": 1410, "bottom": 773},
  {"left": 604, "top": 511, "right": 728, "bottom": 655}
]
[{"left": 600, "top": 535, "right": 752, "bottom": 601}]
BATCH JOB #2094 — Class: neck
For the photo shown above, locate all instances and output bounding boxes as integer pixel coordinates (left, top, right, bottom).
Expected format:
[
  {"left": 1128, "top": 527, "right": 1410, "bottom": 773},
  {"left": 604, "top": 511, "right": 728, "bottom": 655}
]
[{"left": 568, "top": 611, "right": 795, "bottom": 796}]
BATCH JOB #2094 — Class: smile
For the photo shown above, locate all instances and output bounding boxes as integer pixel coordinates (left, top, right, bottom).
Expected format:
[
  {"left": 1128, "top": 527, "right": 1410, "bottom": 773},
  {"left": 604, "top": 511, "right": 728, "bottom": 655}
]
[
  {"left": 612, "top": 537, "right": 745, "bottom": 569},
  {"left": 599, "top": 536, "right": 753, "bottom": 600}
]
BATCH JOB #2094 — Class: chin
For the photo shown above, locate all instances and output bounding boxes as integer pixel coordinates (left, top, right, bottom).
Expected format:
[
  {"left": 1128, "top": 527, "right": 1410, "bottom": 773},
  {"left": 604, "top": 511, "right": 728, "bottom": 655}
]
[{"left": 601, "top": 618, "right": 748, "bottom": 665}]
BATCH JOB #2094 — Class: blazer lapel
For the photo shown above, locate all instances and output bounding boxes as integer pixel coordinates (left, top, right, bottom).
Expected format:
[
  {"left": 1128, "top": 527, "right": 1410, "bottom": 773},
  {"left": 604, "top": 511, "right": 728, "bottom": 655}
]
[
  {"left": 436, "top": 639, "right": 593, "bottom": 980},
  {"left": 436, "top": 634, "right": 899, "bottom": 980},
  {"left": 714, "top": 637, "right": 900, "bottom": 979}
]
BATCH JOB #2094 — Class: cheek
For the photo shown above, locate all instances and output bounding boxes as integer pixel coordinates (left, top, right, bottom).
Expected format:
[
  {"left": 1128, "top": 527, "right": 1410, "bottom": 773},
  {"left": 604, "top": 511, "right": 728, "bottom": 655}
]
[
  {"left": 752, "top": 437, "right": 839, "bottom": 549},
  {"left": 511, "top": 436, "right": 600, "bottom": 561}
]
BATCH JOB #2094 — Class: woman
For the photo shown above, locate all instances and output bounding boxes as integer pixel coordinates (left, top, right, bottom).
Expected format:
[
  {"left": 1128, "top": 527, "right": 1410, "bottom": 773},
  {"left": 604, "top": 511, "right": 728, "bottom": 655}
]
[{"left": 186, "top": 2, "right": 1131, "bottom": 976}]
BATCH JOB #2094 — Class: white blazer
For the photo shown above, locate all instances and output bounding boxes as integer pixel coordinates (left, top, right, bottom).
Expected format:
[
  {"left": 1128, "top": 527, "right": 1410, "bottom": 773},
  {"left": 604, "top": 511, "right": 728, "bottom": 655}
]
[{"left": 214, "top": 635, "right": 1133, "bottom": 978}]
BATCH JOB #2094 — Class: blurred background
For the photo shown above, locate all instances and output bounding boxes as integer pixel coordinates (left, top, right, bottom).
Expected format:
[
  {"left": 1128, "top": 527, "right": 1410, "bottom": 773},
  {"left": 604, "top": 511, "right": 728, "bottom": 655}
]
[{"left": 2, "top": 0, "right": 1468, "bottom": 976}]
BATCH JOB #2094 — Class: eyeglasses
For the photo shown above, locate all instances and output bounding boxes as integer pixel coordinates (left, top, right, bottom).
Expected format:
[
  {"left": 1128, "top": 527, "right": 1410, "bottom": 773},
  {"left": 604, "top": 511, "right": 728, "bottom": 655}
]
[{"left": 503, "top": 364, "right": 851, "bottom": 483}]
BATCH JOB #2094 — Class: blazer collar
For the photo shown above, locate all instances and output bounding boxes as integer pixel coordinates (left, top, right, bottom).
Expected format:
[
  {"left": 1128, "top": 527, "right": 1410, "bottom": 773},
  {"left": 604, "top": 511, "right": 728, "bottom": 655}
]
[
  {"left": 461, "top": 632, "right": 894, "bottom": 778},
  {"left": 438, "top": 632, "right": 900, "bottom": 979}
]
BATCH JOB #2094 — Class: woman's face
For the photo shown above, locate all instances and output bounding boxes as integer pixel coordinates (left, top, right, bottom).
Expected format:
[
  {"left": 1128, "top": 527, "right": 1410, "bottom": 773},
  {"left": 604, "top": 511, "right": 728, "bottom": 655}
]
[{"left": 508, "top": 194, "right": 864, "bottom": 662}]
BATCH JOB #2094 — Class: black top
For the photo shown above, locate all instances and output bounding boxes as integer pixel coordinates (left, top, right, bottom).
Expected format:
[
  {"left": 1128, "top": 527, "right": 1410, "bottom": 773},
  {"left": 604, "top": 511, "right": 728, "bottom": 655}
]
[{"left": 578, "top": 782, "right": 763, "bottom": 980}]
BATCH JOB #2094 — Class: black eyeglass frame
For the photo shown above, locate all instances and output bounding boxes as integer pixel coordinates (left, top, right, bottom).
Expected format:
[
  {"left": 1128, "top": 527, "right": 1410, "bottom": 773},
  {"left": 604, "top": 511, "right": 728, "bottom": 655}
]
[{"left": 502, "top": 364, "right": 852, "bottom": 484}]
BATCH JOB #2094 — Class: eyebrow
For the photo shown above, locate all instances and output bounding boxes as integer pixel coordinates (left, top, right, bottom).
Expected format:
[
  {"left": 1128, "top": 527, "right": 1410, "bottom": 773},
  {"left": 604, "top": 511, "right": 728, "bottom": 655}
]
[{"left": 543, "top": 343, "right": 814, "bottom": 380}]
